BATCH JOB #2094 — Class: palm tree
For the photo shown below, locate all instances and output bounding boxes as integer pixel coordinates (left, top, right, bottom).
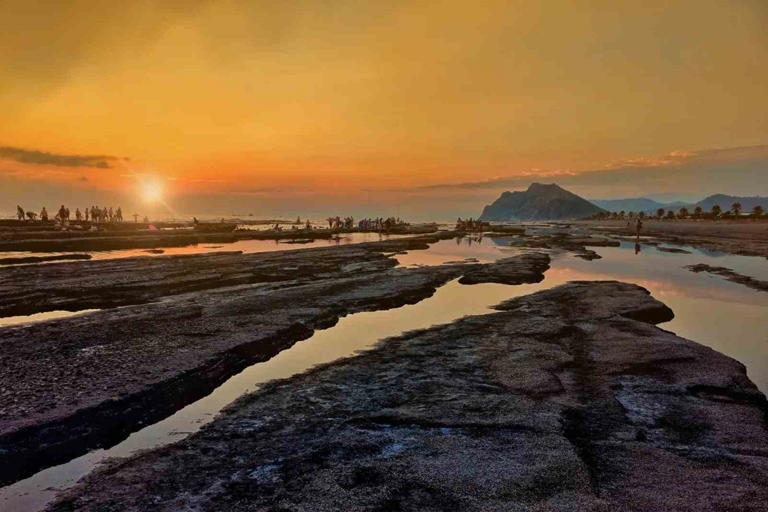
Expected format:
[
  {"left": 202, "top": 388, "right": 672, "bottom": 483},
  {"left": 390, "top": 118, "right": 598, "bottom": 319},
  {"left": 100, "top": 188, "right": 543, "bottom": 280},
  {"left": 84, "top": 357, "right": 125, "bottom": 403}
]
[
  {"left": 678, "top": 207, "right": 689, "bottom": 219},
  {"left": 753, "top": 205, "right": 764, "bottom": 218},
  {"left": 638, "top": 211, "right": 645, "bottom": 219},
  {"left": 711, "top": 204, "right": 722, "bottom": 219},
  {"left": 693, "top": 206, "right": 703, "bottom": 219},
  {"left": 732, "top": 202, "right": 742, "bottom": 217},
  {"left": 656, "top": 208, "right": 665, "bottom": 219}
]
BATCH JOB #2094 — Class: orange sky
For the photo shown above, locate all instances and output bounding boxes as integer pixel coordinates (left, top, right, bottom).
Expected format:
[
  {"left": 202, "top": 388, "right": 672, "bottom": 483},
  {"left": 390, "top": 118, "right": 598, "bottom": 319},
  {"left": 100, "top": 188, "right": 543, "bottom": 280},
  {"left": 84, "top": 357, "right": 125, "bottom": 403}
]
[{"left": 1, "top": 1, "right": 767, "bottom": 216}]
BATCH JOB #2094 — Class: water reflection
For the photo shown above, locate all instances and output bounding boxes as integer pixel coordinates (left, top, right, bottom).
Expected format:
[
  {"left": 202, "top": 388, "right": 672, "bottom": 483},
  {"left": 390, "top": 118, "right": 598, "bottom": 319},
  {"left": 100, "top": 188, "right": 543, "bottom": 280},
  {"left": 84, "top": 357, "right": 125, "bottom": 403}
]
[
  {"left": 0, "top": 309, "right": 100, "bottom": 328},
  {"left": 396, "top": 236, "right": 768, "bottom": 393},
  {"left": 0, "top": 233, "right": 414, "bottom": 266},
  {"left": 1, "top": 233, "right": 766, "bottom": 510},
  {"left": 0, "top": 279, "right": 517, "bottom": 511}
]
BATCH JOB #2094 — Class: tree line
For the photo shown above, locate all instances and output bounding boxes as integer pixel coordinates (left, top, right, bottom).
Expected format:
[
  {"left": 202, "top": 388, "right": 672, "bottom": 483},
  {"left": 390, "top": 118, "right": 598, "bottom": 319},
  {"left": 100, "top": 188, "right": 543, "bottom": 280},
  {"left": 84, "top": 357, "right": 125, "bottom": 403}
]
[{"left": 589, "top": 202, "right": 765, "bottom": 221}]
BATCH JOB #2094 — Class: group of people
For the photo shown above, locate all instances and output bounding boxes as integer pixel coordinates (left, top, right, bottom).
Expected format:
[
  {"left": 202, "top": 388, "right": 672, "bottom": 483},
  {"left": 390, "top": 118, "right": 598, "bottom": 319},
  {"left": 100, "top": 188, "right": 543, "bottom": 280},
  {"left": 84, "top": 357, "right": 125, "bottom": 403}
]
[
  {"left": 455, "top": 217, "right": 486, "bottom": 232},
  {"left": 357, "top": 217, "right": 404, "bottom": 232},
  {"left": 16, "top": 204, "right": 124, "bottom": 224},
  {"left": 326, "top": 216, "right": 355, "bottom": 230}
]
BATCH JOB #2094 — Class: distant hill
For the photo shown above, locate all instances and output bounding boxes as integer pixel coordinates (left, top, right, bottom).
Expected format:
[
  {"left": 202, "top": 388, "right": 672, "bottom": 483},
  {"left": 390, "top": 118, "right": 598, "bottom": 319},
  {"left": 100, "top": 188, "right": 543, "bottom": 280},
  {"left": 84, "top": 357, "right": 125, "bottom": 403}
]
[
  {"left": 479, "top": 183, "right": 605, "bottom": 221},
  {"left": 591, "top": 198, "right": 670, "bottom": 213},
  {"left": 695, "top": 194, "right": 767, "bottom": 212},
  {"left": 591, "top": 194, "right": 768, "bottom": 214}
]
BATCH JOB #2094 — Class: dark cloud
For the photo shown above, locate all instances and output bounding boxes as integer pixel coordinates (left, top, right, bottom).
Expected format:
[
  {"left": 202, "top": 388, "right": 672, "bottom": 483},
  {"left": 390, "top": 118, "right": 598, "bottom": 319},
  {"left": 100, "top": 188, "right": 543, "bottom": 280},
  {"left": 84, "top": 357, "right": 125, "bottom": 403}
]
[{"left": 0, "top": 146, "right": 118, "bottom": 168}]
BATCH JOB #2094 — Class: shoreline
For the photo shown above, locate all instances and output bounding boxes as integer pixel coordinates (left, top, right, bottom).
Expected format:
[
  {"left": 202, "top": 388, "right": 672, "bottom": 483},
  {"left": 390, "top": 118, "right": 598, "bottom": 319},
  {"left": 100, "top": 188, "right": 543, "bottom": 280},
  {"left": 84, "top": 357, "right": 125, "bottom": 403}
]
[
  {"left": 47, "top": 281, "right": 768, "bottom": 510},
  {"left": 0, "top": 237, "right": 548, "bottom": 486},
  {"left": 570, "top": 219, "right": 768, "bottom": 258}
]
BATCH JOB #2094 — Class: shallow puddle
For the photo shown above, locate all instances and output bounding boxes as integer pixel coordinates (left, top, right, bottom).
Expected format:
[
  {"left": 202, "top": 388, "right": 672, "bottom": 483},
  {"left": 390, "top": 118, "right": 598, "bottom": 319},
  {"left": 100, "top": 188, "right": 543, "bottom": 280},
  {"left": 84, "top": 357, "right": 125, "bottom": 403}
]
[
  {"left": 0, "top": 278, "right": 520, "bottom": 511},
  {"left": 397, "top": 237, "right": 768, "bottom": 393},
  {"left": 0, "top": 309, "right": 100, "bottom": 328},
  {"left": 0, "top": 232, "right": 416, "bottom": 266},
  {"left": 1, "top": 233, "right": 767, "bottom": 510}
]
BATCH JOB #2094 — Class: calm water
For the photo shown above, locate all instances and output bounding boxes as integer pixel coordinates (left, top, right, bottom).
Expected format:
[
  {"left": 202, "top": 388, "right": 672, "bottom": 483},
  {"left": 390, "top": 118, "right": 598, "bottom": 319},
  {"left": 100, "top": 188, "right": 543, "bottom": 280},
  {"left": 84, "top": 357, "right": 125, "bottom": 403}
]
[
  {"left": 398, "top": 236, "right": 768, "bottom": 393},
  {"left": 1, "top": 234, "right": 766, "bottom": 510},
  {"left": 0, "top": 232, "right": 413, "bottom": 265}
]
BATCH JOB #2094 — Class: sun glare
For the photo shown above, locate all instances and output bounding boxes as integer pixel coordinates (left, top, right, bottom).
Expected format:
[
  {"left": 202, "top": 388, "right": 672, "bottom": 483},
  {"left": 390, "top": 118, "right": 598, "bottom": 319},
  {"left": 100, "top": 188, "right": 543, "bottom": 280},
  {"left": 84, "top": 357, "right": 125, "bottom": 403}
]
[{"left": 141, "top": 180, "right": 163, "bottom": 202}]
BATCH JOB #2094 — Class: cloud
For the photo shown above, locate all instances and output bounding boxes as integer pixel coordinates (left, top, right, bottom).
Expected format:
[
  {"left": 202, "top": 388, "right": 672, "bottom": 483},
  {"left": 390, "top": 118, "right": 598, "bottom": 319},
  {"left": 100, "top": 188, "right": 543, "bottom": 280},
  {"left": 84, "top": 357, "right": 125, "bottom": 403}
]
[
  {"left": 0, "top": 146, "right": 119, "bottom": 168},
  {"left": 407, "top": 145, "right": 768, "bottom": 196}
]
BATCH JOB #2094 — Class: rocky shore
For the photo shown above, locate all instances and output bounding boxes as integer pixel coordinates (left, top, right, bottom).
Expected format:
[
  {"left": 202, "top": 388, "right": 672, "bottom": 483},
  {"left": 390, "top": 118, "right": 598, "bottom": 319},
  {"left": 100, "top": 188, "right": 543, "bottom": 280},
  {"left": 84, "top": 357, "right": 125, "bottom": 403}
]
[
  {"left": 49, "top": 281, "right": 768, "bottom": 511},
  {"left": 0, "top": 234, "right": 452, "bottom": 318},
  {"left": 686, "top": 263, "right": 768, "bottom": 293},
  {"left": 575, "top": 219, "right": 768, "bottom": 259},
  {"left": 0, "top": 238, "right": 549, "bottom": 486},
  {"left": 0, "top": 222, "right": 442, "bottom": 253}
]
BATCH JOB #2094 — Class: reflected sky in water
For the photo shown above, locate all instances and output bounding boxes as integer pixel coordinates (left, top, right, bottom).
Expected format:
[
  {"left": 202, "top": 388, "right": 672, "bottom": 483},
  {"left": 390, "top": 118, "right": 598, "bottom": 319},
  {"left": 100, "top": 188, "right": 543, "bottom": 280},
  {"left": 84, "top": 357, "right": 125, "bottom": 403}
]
[
  {"left": 398, "top": 236, "right": 768, "bottom": 393},
  {"left": 0, "top": 232, "right": 411, "bottom": 265},
  {"left": 1, "top": 233, "right": 766, "bottom": 511}
]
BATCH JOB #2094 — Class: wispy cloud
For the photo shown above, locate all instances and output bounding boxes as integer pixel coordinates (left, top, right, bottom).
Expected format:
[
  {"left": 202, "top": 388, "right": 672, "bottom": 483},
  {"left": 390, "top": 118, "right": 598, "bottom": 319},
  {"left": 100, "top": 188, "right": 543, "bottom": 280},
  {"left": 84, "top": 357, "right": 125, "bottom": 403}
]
[
  {"left": 407, "top": 145, "right": 768, "bottom": 193},
  {"left": 0, "top": 146, "right": 120, "bottom": 168}
]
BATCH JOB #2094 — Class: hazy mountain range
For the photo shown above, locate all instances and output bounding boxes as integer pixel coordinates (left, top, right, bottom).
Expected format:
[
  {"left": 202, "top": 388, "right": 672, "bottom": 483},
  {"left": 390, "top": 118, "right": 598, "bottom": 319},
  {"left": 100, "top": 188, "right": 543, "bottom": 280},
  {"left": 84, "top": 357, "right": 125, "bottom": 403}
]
[
  {"left": 479, "top": 184, "right": 767, "bottom": 221},
  {"left": 591, "top": 194, "right": 768, "bottom": 214}
]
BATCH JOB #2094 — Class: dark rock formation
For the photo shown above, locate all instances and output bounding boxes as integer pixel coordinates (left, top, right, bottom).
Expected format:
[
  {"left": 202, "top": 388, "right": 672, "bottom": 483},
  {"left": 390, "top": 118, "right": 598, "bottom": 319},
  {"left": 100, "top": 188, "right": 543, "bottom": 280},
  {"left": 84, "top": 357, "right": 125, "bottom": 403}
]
[
  {"left": 48, "top": 282, "right": 768, "bottom": 511},
  {"left": 0, "top": 235, "right": 452, "bottom": 318},
  {"left": 657, "top": 246, "right": 692, "bottom": 254},
  {"left": 0, "top": 245, "right": 549, "bottom": 486},
  {"left": 479, "top": 183, "right": 606, "bottom": 221},
  {"left": 0, "top": 253, "right": 92, "bottom": 265},
  {"left": 685, "top": 263, "right": 768, "bottom": 292},
  {"left": 459, "top": 252, "right": 550, "bottom": 284}
]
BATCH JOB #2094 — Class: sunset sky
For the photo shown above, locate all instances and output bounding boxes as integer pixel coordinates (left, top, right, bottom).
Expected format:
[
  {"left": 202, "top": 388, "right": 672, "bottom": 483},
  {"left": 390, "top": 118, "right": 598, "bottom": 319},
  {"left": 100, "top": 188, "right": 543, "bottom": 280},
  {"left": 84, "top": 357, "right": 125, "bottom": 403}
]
[{"left": 1, "top": 1, "right": 766, "bottom": 219}]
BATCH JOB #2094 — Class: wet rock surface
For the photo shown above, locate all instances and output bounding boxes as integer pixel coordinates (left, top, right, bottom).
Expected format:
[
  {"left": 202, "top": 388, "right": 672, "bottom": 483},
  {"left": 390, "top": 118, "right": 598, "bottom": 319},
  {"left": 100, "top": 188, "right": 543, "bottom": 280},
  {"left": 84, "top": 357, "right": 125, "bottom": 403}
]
[
  {"left": 0, "top": 235, "right": 451, "bottom": 318},
  {"left": 508, "top": 231, "right": 620, "bottom": 260},
  {"left": 685, "top": 263, "right": 768, "bottom": 292},
  {"left": 459, "top": 252, "right": 550, "bottom": 284},
  {"left": 0, "top": 253, "right": 92, "bottom": 265},
  {"left": 0, "top": 222, "right": 441, "bottom": 252},
  {"left": 0, "top": 242, "right": 548, "bottom": 486},
  {"left": 48, "top": 282, "right": 768, "bottom": 511},
  {"left": 656, "top": 246, "right": 692, "bottom": 254},
  {"left": 576, "top": 219, "right": 768, "bottom": 259}
]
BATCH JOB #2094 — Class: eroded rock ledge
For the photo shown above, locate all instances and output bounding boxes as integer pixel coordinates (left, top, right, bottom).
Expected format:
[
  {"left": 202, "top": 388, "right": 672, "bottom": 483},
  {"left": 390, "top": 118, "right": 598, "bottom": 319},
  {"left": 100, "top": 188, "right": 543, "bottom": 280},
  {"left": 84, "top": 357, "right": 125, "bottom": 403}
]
[
  {"left": 0, "top": 249, "right": 549, "bottom": 486},
  {"left": 0, "top": 234, "right": 451, "bottom": 318},
  {"left": 685, "top": 263, "right": 768, "bottom": 293},
  {"left": 49, "top": 282, "right": 768, "bottom": 511}
]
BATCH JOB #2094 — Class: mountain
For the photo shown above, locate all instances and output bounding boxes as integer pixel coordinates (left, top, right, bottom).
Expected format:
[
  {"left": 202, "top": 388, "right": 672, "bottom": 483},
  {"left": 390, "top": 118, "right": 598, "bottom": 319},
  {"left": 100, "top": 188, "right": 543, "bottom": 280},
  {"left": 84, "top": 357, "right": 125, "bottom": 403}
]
[
  {"left": 695, "top": 194, "right": 767, "bottom": 212},
  {"left": 591, "top": 198, "right": 670, "bottom": 213},
  {"left": 479, "top": 183, "right": 605, "bottom": 221},
  {"left": 591, "top": 194, "right": 767, "bottom": 214}
]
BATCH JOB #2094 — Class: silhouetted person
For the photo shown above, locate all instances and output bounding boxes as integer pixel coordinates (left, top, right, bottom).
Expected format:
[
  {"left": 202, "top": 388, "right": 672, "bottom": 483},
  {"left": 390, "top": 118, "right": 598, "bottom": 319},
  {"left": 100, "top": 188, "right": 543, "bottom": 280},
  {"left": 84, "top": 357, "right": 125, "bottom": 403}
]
[
  {"left": 40, "top": 207, "right": 48, "bottom": 221},
  {"left": 635, "top": 217, "right": 642, "bottom": 240}
]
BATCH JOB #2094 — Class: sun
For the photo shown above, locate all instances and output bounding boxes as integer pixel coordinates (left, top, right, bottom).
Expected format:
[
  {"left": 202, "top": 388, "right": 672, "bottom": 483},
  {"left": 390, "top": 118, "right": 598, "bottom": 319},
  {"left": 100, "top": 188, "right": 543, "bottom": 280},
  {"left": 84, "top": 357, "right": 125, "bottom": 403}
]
[{"left": 141, "top": 180, "right": 163, "bottom": 202}]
